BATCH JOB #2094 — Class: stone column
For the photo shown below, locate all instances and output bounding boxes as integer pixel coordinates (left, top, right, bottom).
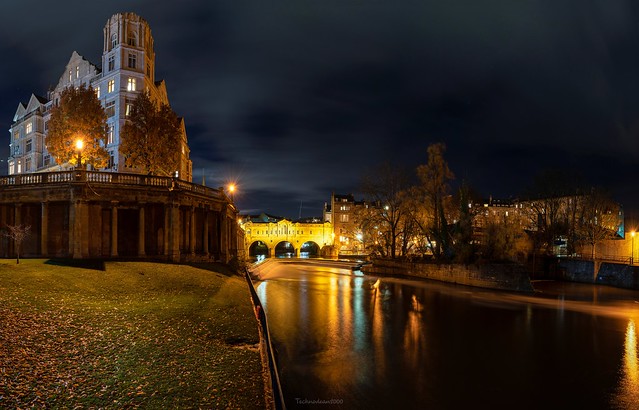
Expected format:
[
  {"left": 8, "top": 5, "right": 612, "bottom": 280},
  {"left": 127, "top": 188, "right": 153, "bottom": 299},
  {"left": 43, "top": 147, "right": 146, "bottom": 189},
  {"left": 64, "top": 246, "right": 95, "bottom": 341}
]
[
  {"left": 163, "top": 205, "right": 170, "bottom": 257},
  {"left": 203, "top": 211, "right": 209, "bottom": 256},
  {"left": 138, "top": 204, "right": 146, "bottom": 257},
  {"left": 72, "top": 200, "right": 88, "bottom": 259},
  {"left": 110, "top": 202, "right": 118, "bottom": 257},
  {"left": 220, "top": 204, "right": 228, "bottom": 262},
  {"left": 168, "top": 204, "right": 180, "bottom": 262},
  {"left": 189, "top": 206, "right": 196, "bottom": 256},
  {"left": 41, "top": 202, "right": 48, "bottom": 256}
]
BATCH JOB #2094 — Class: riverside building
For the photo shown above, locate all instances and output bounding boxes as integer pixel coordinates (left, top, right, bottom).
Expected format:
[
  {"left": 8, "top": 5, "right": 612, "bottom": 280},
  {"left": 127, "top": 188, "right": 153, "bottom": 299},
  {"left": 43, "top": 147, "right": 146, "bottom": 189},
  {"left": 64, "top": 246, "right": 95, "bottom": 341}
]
[{"left": 9, "top": 12, "right": 192, "bottom": 181}]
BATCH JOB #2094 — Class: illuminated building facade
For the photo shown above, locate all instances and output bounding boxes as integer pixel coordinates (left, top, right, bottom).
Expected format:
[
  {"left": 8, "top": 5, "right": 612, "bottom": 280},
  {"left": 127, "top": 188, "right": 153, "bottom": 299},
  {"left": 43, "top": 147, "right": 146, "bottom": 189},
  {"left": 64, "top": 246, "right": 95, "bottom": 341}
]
[{"left": 8, "top": 12, "right": 192, "bottom": 181}]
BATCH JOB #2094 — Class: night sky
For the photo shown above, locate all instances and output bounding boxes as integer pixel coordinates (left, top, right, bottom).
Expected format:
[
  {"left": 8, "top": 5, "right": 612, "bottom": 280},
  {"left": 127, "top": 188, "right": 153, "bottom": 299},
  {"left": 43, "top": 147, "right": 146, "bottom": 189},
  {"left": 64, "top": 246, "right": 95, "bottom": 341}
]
[{"left": 2, "top": 1, "right": 639, "bottom": 220}]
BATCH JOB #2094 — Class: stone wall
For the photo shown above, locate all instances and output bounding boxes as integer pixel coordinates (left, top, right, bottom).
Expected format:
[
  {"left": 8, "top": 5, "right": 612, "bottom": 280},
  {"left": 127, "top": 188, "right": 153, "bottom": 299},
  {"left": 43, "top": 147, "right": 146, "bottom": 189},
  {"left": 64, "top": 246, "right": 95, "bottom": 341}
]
[
  {"left": 362, "top": 259, "right": 534, "bottom": 292},
  {"left": 558, "top": 259, "right": 639, "bottom": 290}
]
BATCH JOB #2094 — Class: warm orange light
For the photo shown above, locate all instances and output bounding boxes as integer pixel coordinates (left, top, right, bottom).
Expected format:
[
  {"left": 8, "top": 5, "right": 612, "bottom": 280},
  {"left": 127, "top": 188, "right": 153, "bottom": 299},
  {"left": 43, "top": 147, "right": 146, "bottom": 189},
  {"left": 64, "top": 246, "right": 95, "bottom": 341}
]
[
  {"left": 228, "top": 184, "right": 236, "bottom": 193},
  {"left": 75, "top": 139, "right": 84, "bottom": 150},
  {"left": 633, "top": 231, "right": 636, "bottom": 238}
]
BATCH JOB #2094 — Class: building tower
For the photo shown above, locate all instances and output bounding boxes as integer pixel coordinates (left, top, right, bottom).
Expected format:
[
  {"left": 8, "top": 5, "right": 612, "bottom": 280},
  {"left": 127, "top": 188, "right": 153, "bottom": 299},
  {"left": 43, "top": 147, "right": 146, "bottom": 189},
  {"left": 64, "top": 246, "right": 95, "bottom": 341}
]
[{"left": 8, "top": 12, "right": 192, "bottom": 181}]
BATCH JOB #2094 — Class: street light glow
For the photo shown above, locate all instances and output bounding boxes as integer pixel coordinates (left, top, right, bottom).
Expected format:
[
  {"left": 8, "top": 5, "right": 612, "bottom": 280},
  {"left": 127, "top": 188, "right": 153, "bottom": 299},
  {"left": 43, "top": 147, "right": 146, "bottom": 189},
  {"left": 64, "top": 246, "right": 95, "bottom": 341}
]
[
  {"left": 228, "top": 184, "right": 236, "bottom": 193},
  {"left": 75, "top": 139, "right": 84, "bottom": 151}
]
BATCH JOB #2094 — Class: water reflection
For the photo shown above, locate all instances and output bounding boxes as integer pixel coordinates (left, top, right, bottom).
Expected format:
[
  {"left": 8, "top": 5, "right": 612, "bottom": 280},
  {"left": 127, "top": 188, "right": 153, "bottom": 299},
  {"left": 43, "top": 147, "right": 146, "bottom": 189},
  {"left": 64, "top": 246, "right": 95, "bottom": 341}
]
[
  {"left": 257, "top": 263, "right": 639, "bottom": 409},
  {"left": 615, "top": 319, "right": 639, "bottom": 409}
]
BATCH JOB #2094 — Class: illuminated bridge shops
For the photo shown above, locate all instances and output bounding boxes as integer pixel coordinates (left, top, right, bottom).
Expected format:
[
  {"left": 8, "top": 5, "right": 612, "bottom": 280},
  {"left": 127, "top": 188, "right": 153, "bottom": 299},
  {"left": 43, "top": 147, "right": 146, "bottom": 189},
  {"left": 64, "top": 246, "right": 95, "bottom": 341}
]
[
  {"left": 241, "top": 214, "right": 335, "bottom": 259},
  {"left": 0, "top": 170, "right": 239, "bottom": 262}
]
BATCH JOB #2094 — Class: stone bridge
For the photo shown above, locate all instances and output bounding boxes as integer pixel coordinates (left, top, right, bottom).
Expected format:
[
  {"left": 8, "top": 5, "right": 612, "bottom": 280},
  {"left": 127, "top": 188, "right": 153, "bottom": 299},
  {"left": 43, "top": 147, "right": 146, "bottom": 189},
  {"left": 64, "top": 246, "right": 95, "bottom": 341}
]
[{"left": 240, "top": 216, "right": 334, "bottom": 258}]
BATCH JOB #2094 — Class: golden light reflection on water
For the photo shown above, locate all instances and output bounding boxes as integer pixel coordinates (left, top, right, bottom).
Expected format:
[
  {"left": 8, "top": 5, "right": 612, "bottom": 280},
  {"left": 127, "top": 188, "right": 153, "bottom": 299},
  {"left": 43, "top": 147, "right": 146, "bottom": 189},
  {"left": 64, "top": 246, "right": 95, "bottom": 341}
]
[
  {"left": 403, "top": 294, "right": 426, "bottom": 368},
  {"left": 614, "top": 318, "right": 639, "bottom": 409}
]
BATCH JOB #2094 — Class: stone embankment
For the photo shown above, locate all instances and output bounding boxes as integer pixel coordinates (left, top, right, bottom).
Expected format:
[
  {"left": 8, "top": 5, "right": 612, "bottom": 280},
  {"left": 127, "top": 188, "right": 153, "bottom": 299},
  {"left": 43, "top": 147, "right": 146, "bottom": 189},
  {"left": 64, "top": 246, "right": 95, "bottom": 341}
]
[
  {"left": 558, "top": 259, "right": 639, "bottom": 290},
  {"left": 361, "top": 259, "right": 534, "bottom": 292}
]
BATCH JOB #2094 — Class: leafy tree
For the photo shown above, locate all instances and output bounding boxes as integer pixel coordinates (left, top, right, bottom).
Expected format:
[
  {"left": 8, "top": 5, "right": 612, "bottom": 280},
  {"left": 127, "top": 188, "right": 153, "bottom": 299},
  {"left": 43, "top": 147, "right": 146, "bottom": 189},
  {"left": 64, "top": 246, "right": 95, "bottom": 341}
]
[
  {"left": 120, "top": 92, "right": 182, "bottom": 176},
  {"left": 417, "top": 143, "right": 455, "bottom": 259},
  {"left": 3, "top": 224, "right": 31, "bottom": 264},
  {"left": 47, "top": 84, "right": 109, "bottom": 168}
]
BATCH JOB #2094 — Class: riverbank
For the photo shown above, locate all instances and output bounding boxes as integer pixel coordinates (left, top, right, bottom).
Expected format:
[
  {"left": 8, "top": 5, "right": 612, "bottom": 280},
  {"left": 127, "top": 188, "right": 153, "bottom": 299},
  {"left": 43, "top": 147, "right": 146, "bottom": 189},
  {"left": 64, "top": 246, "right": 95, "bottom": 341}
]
[
  {"left": 0, "top": 260, "right": 266, "bottom": 409},
  {"left": 362, "top": 259, "right": 534, "bottom": 292}
]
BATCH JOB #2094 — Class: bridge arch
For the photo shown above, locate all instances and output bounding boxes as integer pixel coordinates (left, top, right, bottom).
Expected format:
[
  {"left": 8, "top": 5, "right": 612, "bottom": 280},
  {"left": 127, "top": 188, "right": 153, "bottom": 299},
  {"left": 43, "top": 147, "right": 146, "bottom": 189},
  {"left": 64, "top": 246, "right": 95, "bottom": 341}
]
[
  {"left": 300, "top": 241, "right": 320, "bottom": 258},
  {"left": 249, "top": 240, "right": 269, "bottom": 261},
  {"left": 275, "top": 241, "right": 295, "bottom": 258}
]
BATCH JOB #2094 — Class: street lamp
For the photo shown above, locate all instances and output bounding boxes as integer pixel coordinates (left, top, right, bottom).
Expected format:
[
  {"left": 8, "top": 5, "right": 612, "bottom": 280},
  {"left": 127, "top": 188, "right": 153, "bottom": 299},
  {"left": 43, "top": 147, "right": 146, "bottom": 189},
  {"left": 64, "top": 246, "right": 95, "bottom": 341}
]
[
  {"left": 228, "top": 183, "right": 236, "bottom": 202},
  {"left": 75, "top": 139, "right": 84, "bottom": 169}
]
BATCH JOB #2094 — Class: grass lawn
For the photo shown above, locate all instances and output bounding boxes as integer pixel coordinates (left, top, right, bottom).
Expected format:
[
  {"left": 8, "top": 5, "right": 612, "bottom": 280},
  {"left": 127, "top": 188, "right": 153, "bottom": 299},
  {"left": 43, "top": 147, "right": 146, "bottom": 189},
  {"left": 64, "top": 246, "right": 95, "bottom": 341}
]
[{"left": 0, "top": 259, "right": 266, "bottom": 409}]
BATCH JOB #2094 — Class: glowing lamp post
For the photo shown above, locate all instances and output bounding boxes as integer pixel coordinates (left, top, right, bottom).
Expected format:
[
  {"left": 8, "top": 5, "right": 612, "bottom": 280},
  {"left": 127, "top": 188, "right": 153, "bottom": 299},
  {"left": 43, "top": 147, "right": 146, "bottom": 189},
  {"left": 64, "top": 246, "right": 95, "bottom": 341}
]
[
  {"left": 228, "top": 184, "right": 236, "bottom": 202},
  {"left": 75, "top": 139, "right": 84, "bottom": 169}
]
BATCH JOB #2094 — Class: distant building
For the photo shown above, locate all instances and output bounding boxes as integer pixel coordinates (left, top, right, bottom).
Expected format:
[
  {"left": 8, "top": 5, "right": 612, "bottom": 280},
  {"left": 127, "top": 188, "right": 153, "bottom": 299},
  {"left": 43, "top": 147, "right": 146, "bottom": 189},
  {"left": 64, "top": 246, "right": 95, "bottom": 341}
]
[
  {"left": 8, "top": 12, "right": 192, "bottom": 181},
  {"left": 324, "top": 193, "right": 371, "bottom": 255},
  {"left": 240, "top": 213, "right": 334, "bottom": 258}
]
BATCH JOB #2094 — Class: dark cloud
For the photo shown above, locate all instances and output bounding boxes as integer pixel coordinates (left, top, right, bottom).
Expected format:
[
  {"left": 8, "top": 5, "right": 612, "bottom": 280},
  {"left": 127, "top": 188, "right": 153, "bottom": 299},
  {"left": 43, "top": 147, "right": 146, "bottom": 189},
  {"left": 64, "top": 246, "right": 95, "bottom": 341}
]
[{"left": 2, "top": 1, "right": 639, "bottom": 218}]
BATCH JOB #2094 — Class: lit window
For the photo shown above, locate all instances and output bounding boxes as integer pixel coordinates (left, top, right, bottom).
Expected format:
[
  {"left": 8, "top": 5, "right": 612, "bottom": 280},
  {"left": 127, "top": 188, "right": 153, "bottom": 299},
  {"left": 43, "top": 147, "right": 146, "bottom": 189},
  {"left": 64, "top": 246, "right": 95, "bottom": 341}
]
[
  {"left": 108, "top": 55, "right": 115, "bottom": 71},
  {"left": 25, "top": 139, "right": 32, "bottom": 153},
  {"left": 340, "top": 214, "right": 349, "bottom": 223},
  {"left": 108, "top": 79, "right": 115, "bottom": 93},
  {"left": 69, "top": 70, "right": 72, "bottom": 82},
  {"left": 125, "top": 102, "right": 133, "bottom": 116},
  {"left": 105, "top": 100, "right": 115, "bottom": 117},
  {"left": 95, "top": 86, "right": 100, "bottom": 99},
  {"left": 26, "top": 122, "right": 32, "bottom": 134},
  {"left": 17, "top": 160, "right": 21, "bottom": 174},
  {"left": 14, "top": 129, "right": 20, "bottom": 140},
  {"left": 127, "top": 78, "right": 136, "bottom": 91},
  {"left": 108, "top": 125, "right": 114, "bottom": 144},
  {"left": 76, "top": 66, "right": 79, "bottom": 78},
  {"left": 128, "top": 53, "right": 136, "bottom": 69}
]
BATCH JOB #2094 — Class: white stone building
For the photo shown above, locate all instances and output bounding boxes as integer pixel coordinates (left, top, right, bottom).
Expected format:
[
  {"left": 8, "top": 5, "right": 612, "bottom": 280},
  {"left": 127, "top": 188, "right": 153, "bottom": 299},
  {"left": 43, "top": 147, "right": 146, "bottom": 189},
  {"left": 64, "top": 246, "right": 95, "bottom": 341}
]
[{"left": 8, "top": 12, "right": 192, "bottom": 181}]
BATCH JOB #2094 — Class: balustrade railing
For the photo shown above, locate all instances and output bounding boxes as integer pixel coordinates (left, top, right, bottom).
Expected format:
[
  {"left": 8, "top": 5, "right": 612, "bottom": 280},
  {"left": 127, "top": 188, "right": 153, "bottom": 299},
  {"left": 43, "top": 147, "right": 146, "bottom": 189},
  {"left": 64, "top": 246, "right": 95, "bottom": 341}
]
[{"left": 0, "top": 170, "right": 225, "bottom": 199}]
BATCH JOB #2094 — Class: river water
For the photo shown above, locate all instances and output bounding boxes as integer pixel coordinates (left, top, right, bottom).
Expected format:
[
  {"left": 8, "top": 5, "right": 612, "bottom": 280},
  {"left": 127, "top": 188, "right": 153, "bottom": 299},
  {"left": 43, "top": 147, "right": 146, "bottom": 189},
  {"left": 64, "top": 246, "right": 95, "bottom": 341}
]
[{"left": 255, "top": 260, "right": 639, "bottom": 409}]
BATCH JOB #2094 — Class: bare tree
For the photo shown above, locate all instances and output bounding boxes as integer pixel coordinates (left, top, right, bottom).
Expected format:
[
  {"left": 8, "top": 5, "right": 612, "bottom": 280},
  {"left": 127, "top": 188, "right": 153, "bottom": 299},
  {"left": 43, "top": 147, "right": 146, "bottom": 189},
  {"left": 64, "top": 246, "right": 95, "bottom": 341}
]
[
  {"left": 417, "top": 143, "right": 455, "bottom": 259},
  {"left": 4, "top": 225, "right": 31, "bottom": 264},
  {"left": 577, "top": 187, "right": 621, "bottom": 260}
]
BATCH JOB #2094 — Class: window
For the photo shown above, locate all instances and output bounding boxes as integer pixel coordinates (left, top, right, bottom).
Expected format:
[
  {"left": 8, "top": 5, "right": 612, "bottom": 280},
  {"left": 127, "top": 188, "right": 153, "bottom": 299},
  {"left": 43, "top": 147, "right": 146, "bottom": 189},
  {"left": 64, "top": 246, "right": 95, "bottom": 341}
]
[
  {"left": 14, "top": 129, "right": 20, "bottom": 140},
  {"left": 125, "top": 102, "right": 133, "bottom": 116},
  {"left": 25, "top": 139, "right": 32, "bottom": 153},
  {"left": 340, "top": 214, "right": 349, "bottom": 223},
  {"left": 76, "top": 65, "right": 79, "bottom": 78},
  {"left": 111, "top": 33, "right": 117, "bottom": 49},
  {"left": 17, "top": 160, "right": 22, "bottom": 173},
  {"left": 107, "top": 125, "right": 114, "bottom": 144},
  {"left": 69, "top": 70, "right": 72, "bottom": 82},
  {"left": 108, "top": 153, "right": 115, "bottom": 169},
  {"left": 95, "top": 86, "right": 100, "bottom": 99},
  {"left": 127, "top": 77, "right": 136, "bottom": 91},
  {"left": 44, "top": 121, "right": 49, "bottom": 131},
  {"left": 108, "top": 55, "right": 115, "bottom": 71},
  {"left": 108, "top": 79, "right": 115, "bottom": 93},
  {"left": 105, "top": 100, "right": 115, "bottom": 117},
  {"left": 43, "top": 155, "right": 50, "bottom": 167},
  {"left": 128, "top": 53, "right": 136, "bottom": 69},
  {"left": 128, "top": 32, "right": 137, "bottom": 47},
  {"left": 26, "top": 122, "right": 32, "bottom": 134},
  {"left": 25, "top": 157, "right": 31, "bottom": 172}
]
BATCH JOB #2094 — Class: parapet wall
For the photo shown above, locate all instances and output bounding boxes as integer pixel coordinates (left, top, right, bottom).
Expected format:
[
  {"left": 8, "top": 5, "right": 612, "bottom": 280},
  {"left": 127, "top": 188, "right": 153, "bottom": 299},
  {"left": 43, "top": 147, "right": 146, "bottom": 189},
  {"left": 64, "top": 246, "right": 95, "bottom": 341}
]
[{"left": 362, "top": 259, "right": 534, "bottom": 292}]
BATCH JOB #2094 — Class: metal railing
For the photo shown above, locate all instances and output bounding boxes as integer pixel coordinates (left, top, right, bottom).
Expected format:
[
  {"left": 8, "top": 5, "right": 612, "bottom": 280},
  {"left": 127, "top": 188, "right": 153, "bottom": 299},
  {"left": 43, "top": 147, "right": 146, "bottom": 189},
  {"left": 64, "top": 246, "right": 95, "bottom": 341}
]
[{"left": 244, "top": 267, "right": 286, "bottom": 410}]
